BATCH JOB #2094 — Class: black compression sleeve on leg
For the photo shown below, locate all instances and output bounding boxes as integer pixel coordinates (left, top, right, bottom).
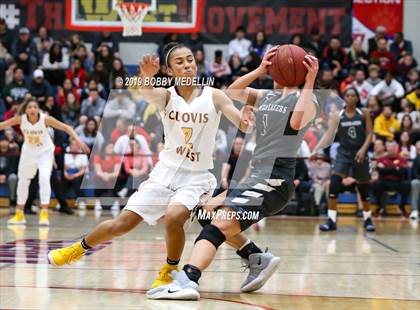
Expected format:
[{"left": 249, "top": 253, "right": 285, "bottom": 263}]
[
  {"left": 183, "top": 264, "right": 202, "bottom": 284},
  {"left": 236, "top": 241, "right": 263, "bottom": 260},
  {"left": 356, "top": 182, "right": 371, "bottom": 201},
  {"left": 329, "top": 174, "right": 343, "bottom": 198},
  {"left": 195, "top": 224, "right": 226, "bottom": 249}
]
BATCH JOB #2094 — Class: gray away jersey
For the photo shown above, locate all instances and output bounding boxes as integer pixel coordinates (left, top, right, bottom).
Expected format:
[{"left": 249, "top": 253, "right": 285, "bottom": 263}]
[
  {"left": 337, "top": 108, "right": 366, "bottom": 154},
  {"left": 253, "top": 90, "right": 319, "bottom": 168}
]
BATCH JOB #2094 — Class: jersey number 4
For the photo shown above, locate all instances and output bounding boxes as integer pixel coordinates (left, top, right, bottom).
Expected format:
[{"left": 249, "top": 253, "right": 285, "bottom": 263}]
[{"left": 181, "top": 127, "right": 193, "bottom": 149}]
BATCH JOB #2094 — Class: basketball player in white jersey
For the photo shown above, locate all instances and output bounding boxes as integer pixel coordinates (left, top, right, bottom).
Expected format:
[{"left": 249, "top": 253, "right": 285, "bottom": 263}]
[
  {"left": 47, "top": 43, "right": 258, "bottom": 289},
  {"left": 0, "top": 99, "right": 90, "bottom": 226}
]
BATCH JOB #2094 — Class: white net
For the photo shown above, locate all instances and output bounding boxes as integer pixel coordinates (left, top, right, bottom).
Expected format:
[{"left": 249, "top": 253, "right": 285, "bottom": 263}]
[{"left": 116, "top": 3, "right": 150, "bottom": 37}]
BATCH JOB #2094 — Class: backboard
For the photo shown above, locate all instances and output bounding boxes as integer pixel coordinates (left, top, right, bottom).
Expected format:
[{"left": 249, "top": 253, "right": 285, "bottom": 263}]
[{"left": 66, "top": 0, "right": 202, "bottom": 33}]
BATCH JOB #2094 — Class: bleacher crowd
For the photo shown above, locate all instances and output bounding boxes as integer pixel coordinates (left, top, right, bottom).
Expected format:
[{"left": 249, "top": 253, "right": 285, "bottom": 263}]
[{"left": 0, "top": 19, "right": 419, "bottom": 218}]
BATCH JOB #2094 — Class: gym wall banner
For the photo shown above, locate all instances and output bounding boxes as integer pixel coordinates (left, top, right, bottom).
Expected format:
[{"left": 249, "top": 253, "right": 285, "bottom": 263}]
[{"left": 352, "top": 0, "right": 404, "bottom": 41}]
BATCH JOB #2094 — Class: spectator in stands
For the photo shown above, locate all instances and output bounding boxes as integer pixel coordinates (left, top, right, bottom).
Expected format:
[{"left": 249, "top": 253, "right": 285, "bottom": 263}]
[
  {"left": 404, "top": 68, "right": 419, "bottom": 94},
  {"left": 370, "top": 38, "right": 394, "bottom": 72},
  {"left": 28, "top": 69, "right": 52, "bottom": 106},
  {"left": 370, "top": 71, "right": 404, "bottom": 106},
  {"left": 308, "top": 153, "right": 331, "bottom": 211},
  {"left": 81, "top": 79, "right": 107, "bottom": 101},
  {"left": 103, "top": 90, "right": 135, "bottom": 138},
  {"left": 410, "top": 141, "right": 420, "bottom": 219},
  {"left": 114, "top": 125, "right": 152, "bottom": 162},
  {"left": 322, "top": 36, "right": 348, "bottom": 79},
  {"left": 66, "top": 57, "right": 88, "bottom": 91},
  {"left": 110, "top": 58, "right": 128, "bottom": 89},
  {"left": 294, "top": 157, "right": 312, "bottom": 215},
  {"left": 209, "top": 50, "right": 231, "bottom": 88},
  {"left": 395, "top": 53, "right": 417, "bottom": 79},
  {"left": 63, "top": 138, "right": 89, "bottom": 209},
  {"left": 92, "top": 142, "right": 123, "bottom": 211},
  {"left": 2, "top": 67, "right": 28, "bottom": 105},
  {"left": 372, "top": 140, "right": 410, "bottom": 217},
  {"left": 405, "top": 84, "right": 420, "bottom": 110},
  {"left": 68, "top": 34, "right": 83, "bottom": 57},
  {"left": 368, "top": 25, "right": 386, "bottom": 55},
  {"left": 290, "top": 33, "right": 304, "bottom": 47},
  {"left": 40, "top": 95, "right": 60, "bottom": 120},
  {"left": 0, "top": 18, "right": 13, "bottom": 53},
  {"left": 219, "top": 136, "right": 251, "bottom": 192},
  {"left": 76, "top": 117, "right": 104, "bottom": 150},
  {"left": 373, "top": 104, "right": 400, "bottom": 141},
  {"left": 304, "top": 26, "right": 325, "bottom": 58},
  {"left": 251, "top": 31, "right": 272, "bottom": 59},
  {"left": 228, "top": 26, "right": 251, "bottom": 62},
  {"left": 57, "top": 78, "right": 80, "bottom": 108},
  {"left": 42, "top": 42, "right": 69, "bottom": 86},
  {"left": 75, "top": 44, "right": 93, "bottom": 72},
  {"left": 194, "top": 49, "right": 208, "bottom": 79},
  {"left": 398, "top": 131, "right": 416, "bottom": 160},
  {"left": 61, "top": 92, "right": 80, "bottom": 127},
  {"left": 185, "top": 32, "right": 204, "bottom": 53},
  {"left": 244, "top": 51, "right": 260, "bottom": 72},
  {"left": 366, "top": 64, "right": 382, "bottom": 88},
  {"left": 351, "top": 69, "right": 372, "bottom": 106},
  {"left": 89, "top": 61, "right": 110, "bottom": 94},
  {"left": 80, "top": 87, "right": 106, "bottom": 124},
  {"left": 229, "top": 54, "right": 247, "bottom": 82},
  {"left": 0, "top": 41, "right": 12, "bottom": 89},
  {"left": 368, "top": 96, "right": 381, "bottom": 121},
  {"left": 110, "top": 118, "right": 129, "bottom": 143},
  {"left": 11, "top": 27, "right": 37, "bottom": 76},
  {"left": 0, "top": 139, "right": 18, "bottom": 207},
  {"left": 398, "top": 102, "right": 419, "bottom": 129},
  {"left": 96, "top": 45, "right": 114, "bottom": 74},
  {"left": 390, "top": 32, "right": 413, "bottom": 60},
  {"left": 119, "top": 139, "right": 149, "bottom": 197},
  {"left": 33, "top": 26, "right": 52, "bottom": 57},
  {"left": 318, "top": 69, "right": 339, "bottom": 93},
  {"left": 347, "top": 38, "right": 369, "bottom": 72},
  {"left": 371, "top": 138, "right": 386, "bottom": 161},
  {"left": 92, "top": 31, "right": 119, "bottom": 55}
]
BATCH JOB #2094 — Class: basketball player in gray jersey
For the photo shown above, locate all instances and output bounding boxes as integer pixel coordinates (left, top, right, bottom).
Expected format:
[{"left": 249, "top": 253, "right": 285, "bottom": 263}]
[
  {"left": 317, "top": 87, "right": 375, "bottom": 232},
  {"left": 147, "top": 49, "right": 322, "bottom": 300}
]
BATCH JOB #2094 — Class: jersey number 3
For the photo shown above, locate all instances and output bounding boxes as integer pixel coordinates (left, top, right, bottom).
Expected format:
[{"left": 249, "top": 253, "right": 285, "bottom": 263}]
[{"left": 181, "top": 127, "right": 193, "bottom": 149}]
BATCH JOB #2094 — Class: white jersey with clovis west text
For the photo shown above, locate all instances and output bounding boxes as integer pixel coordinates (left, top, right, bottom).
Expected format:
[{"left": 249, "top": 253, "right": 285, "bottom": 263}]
[
  {"left": 20, "top": 112, "right": 55, "bottom": 154},
  {"left": 158, "top": 86, "right": 221, "bottom": 171}
]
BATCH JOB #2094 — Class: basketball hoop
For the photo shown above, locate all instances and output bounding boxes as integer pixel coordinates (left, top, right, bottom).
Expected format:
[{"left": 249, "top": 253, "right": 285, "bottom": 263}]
[{"left": 115, "top": 1, "right": 151, "bottom": 37}]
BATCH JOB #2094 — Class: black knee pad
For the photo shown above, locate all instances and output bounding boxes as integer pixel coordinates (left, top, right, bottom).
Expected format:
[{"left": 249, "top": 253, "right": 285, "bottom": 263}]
[
  {"left": 357, "top": 182, "right": 371, "bottom": 201},
  {"left": 329, "top": 174, "right": 343, "bottom": 199},
  {"left": 195, "top": 224, "right": 226, "bottom": 249}
]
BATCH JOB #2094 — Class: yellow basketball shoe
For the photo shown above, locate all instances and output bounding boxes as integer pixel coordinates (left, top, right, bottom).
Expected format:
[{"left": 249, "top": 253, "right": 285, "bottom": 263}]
[
  {"left": 48, "top": 242, "right": 86, "bottom": 266},
  {"left": 39, "top": 210, "right": 50, "bottom": 226},
  {"left": 152, "top": 263, "right": 179, "bottom": 288},
  {"left": 7, "top": 210, "right": 26, "bottom": 225}
]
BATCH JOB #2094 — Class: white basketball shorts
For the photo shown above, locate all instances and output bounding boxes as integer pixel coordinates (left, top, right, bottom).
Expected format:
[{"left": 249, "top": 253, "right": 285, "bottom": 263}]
[{"left": 124, "top": 161, "right": 217, "bottom": 225}]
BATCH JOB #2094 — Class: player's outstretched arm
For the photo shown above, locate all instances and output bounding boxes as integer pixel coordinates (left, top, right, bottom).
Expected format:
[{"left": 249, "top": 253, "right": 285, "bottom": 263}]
[
  {"left": 213, "top": 88, "right": 254, "bottom": 133},
  {"left": 45, "top": 116, "right": 90, "bottom": 154},
  {"left": 138, "top": 54, "right": 169, "bottom": 111},
  {"left": 0, "top": 116, "right": 21, "bottom": 131},
  {"left": 226, "top": 46, "right": 277, "bottom": 106},
  {"left": 290, "top": 55, "right": 319, "bottom": 130}
]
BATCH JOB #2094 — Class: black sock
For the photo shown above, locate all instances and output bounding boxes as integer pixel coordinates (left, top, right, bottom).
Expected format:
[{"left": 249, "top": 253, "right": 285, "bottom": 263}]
[
  {"left": 80, "top": 238, "right": 91, "bottom": 250},
  {"left": 183, "top": 264, "right": 202, "bottom": 284},
  {"left": 236, "top": 241, "right": 262, "bottom": 260},
  {"left": 167, "top": 257, "right": 180, "bottom": 266}
]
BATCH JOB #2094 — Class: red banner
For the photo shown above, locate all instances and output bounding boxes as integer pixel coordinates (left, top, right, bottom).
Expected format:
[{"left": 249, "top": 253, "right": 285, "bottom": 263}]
[{"left": 353, "top": 0, "right": 403, "bottom": 36}]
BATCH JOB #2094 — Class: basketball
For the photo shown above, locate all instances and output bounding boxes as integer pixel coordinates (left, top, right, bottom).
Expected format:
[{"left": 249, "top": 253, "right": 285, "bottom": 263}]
[{"left": 268, "top": 44, "right": 308, "bottom": 87}]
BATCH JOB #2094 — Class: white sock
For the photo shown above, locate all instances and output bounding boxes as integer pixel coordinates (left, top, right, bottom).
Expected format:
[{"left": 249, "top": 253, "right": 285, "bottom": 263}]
[
  {"left": 328, "top": 209, "right": 337, "bottom": 222},
  {"left": 239, "top": 239, "right": 251, "bottom": 251},
  {"left": 363, "top": 210, "right": 372, "bottom": 221}
]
